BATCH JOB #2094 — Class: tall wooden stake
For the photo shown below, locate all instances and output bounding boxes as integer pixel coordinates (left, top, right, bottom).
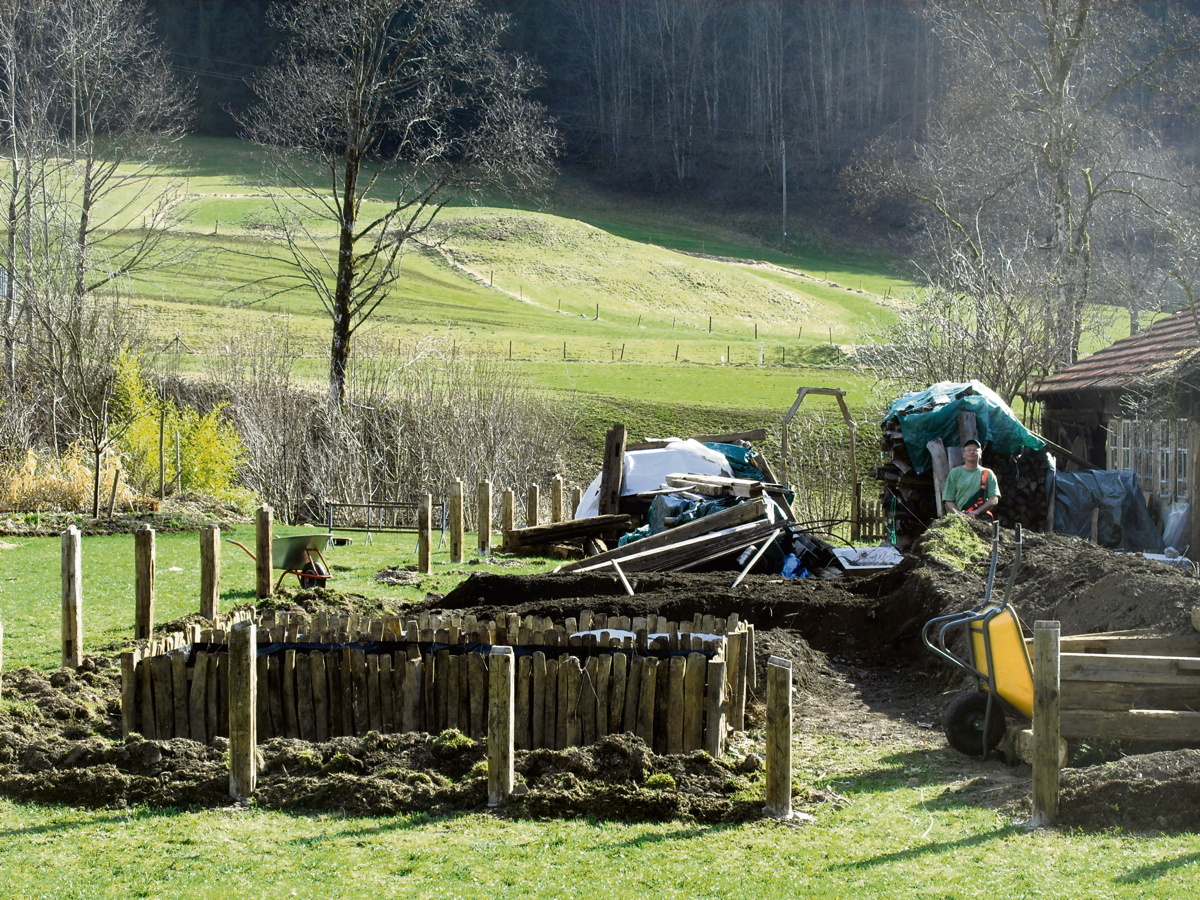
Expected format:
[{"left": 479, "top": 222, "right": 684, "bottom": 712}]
[
  {"left": 255, "top": 505, "right": 273, "bottom": 600},
  {"left": 1032, "top": 620, "right": 1062, "bottom": 826},
  {"left": 477, "top": 480, "right": 493, "bottom": 555},
  {"left": 228, "top": 619, "right": 257, "bottom": 800},
  {"left": 488, "top": 646, "right": 515, "bottom": 806},
  {"left": 135, "top": 525, "right": 156, "bottom": 640},
  {"left": 449, "top": 479, "right": 465, "bottom": 563},
  {"left": 61, "top": 525, "right": 83, "bottom": 668},
  {"left": 526, "top": 483, "right": 540, "bottom": 528},
  {"left": 550, "top": 474, "right": 564, "bottom": 523},
  {"left": 764, "top": 656, "right": 793, "bottom": 818},
  {"left": 417, "top": 492, "right": 432, "bottom": 575},
  {"left": 200, "top": 524, "right": 220, "bottom": 619}
]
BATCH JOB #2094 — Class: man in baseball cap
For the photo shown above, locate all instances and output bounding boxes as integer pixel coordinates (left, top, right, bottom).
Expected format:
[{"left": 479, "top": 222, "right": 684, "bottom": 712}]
[{"left": 942, "top": 437, "right": 999, "bottom": 518}]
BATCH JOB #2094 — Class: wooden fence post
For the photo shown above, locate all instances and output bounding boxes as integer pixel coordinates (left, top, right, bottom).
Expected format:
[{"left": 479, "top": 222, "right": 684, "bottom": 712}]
[
  {"left": 551, "top": 474, "right": 564, "bottom": 523},
  {"left": 255, "top": 505, "right": 273, "bottom": 600},
  {"left": 569, "top": 485, "right": 582, "bottom": 519},
  {"left": 135, "top": 526, "right": 156, "bottom": 641},
  {"left": 501, "top": 488, "right": 515, "bottom": 540},
  {"left": 488, "top": 645, "right": 515, "bottom": 806},
  {"left": 526, "top": 483, "right": 540, "bottom": 528},
  {"left": 477, "top": 480, "right": 493, "bottom": 555},
  {"left": 1032, "top": 620, "right": 1061, "bottom": 826},
  {"left": 417, "top": 492, "right": 432, "bottom": 575},
  {"left": 764, "top": 656, "right": 793, "bottom": 818},
  {"left": 706, "top": 657, "right": 726, "bottom": 757},
  {"left": 228, "top": 619, "right": 257, "bottom": 800},
  {"left": 200, "top": 524, "right": 220, "bottom": 619},
  {"left": 449, "top": 479, "right": 465, "bottom": 563},
  {"left": 61, "top": 525, "right": 83, "bottom": 669}
]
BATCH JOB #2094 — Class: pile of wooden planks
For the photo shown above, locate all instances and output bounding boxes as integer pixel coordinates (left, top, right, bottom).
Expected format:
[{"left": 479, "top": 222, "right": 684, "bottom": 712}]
[{"left": 557, "top": 496, "right": 781, "bottom": 574}]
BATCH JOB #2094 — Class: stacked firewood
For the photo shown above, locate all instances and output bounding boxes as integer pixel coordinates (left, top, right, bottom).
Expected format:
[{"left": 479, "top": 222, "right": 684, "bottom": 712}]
[{"left": 870, "top": 417, "right": 1053, "bottom": 547}]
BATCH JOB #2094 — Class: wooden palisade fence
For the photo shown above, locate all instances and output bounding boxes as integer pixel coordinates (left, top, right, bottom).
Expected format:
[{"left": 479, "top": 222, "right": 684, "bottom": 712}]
[{"left": 121, "top": 609, "right": 751, "bottom": 757}]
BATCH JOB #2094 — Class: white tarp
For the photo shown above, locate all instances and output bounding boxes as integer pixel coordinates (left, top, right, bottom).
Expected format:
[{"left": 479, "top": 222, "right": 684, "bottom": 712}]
[{"left": 574, "top": 438, "right": 733, "bottom": 519}]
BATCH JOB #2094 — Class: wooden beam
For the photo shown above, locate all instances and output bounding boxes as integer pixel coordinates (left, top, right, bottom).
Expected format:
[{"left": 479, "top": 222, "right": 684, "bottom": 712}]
[
  {"left": 557, "top": 498, "right": 768, "bottom": 573},
  {"left": 568, "top": 518, "right": 780, "bottom": 574},
  {"left": 1060, "top": 652, "right": 1200, "bottom": 685},
  {"left": 503, "top": 514, "right": 632, "bottom": 549},
  {"left": 1060, "top": 708, "right": 1200, "bottom": 742},
  {"left": 598, "top": 425, "right": 627, "bottom": 516}
]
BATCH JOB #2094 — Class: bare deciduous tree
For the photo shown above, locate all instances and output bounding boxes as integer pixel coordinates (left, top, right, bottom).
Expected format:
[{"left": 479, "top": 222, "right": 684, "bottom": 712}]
[
  {"left": 849, "top": 0, "right": 1200, "bottom": 377},
  {"left": 241, "top": 0, "right": 557, "bottom": 407}
]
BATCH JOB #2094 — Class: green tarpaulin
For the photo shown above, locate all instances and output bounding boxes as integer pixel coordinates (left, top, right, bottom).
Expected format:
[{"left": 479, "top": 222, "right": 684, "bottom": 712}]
[{"left": 885, "top": 381, "right": 1045, "bottom": 474}]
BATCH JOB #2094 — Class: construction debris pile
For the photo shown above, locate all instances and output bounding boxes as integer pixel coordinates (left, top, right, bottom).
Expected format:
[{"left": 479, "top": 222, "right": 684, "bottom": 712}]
[
  {"left": 501, "top": 426, "right": 839, "bottom": 578},
  {"left": 871, "top": 382, "right": 1054, "bottom": 549}
]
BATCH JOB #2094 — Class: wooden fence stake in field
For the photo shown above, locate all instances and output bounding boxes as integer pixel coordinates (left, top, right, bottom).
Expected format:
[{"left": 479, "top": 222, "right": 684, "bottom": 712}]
[
  {"left": 228, "top": 619, "right": 257, "bottom": 800},
  {"left": 417, "top": 493, "right": 432, "bottom": 575},
  {"left": 1031, "top": 620, "right": 1061, "bottom": 826},
  {"left": 449, "top": 479, "right": 465, "bottom": 563},
  {"left": 61, "top": 525, "right": 83, "bottom": 669},
  {"left": 764, "top": 655, "right": 793, "bottom": 818},
  {"left": 569, "top": 485, "right": 582, "bottom": 519},
  {"left": 526, "top": 483, "right": 540, "bottom": 528},
  {"left": 477, "top": 480, "right": 493, "bottom": 555},
  {"left": 488, "top": 646, "right": 515, "bottom": 806},
  {"left": 255, "top": 505, "right": 273, "bottom": 600},
  {"left": 551, "top": 475, "right": 564, "bottom": 523},
  {"left": 200, "top": 524, "right": 220, "bottom": 619},
  {"left": 135, "top": 526, "right": 156, "bottom": 641}
]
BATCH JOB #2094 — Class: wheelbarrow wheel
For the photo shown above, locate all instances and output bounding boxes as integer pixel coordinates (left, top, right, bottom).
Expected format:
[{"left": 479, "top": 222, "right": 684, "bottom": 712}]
[
  {"left": 299, "top": 560, "right": 329, "bottom": 589},
  {"left": 945, "top": 690, "right": 1005, "bottom": 757}
]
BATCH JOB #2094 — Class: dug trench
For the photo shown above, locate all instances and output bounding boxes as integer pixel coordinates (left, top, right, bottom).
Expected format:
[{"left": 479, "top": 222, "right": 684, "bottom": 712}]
[{"left": 1, "top": 517, "right": 1198, "bottom": 831}]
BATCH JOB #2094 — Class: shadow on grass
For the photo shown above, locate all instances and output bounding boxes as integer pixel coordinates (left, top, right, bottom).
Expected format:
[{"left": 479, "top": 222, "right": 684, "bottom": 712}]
[
  {"left": 827, "top": 824, "right": 1023, "bottom": 871},
  {"left": 815, "top": 747, "right": 980, "bottom": 797},
  {"left": 1115, "top": 851, "right": 1200, "bottom": 884},
  {"left": 601, "top": 824, "right": 732, "bottom": 850},
  {"left": 282, "top": 811, "right": 439, "bottom": 846},
  {"left": 0, "top": 805, "right": 180, "bottom": 839}
]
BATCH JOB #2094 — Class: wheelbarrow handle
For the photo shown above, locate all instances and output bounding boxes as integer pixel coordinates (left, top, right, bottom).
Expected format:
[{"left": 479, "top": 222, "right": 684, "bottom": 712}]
[{"left": 225, "top": 538, "right": 257, "bottom": 561}]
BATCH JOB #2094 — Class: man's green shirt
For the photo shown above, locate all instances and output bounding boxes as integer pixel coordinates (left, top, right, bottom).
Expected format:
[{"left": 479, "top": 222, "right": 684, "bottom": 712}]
[{"left": 943, "top": 465, "right": 1000, "bottom": 510}]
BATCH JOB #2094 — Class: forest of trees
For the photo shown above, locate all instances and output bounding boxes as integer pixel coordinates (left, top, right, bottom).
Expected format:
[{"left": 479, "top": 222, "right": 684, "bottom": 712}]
[{"left": 147, "top": 0, "right": 935, "bottom": 200}]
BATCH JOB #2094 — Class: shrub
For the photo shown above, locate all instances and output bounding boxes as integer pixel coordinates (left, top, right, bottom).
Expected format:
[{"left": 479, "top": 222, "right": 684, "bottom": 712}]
[{"left": 0, "top": 445, "right": 134, "bottom": 512}]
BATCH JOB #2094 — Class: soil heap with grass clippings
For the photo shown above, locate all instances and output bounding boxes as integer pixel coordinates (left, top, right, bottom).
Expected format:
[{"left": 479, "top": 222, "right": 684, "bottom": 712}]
[{"left": 1, "top": 515, "right": 1197, "bottom": 831}]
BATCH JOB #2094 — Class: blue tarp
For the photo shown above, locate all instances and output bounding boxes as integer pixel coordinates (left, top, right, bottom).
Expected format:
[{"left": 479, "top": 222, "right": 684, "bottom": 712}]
[
  {"left": 1053, "top": 469, "right": 1163, "bottom": 552},
  {"left": 885, "top": 381, "right": 1045, "bottom": 474}
]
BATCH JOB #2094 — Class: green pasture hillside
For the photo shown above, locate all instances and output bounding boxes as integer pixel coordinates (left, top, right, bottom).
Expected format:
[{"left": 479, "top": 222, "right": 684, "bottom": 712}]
[{"left": 120, "top": 138, "right": 906, "bottom": 395}]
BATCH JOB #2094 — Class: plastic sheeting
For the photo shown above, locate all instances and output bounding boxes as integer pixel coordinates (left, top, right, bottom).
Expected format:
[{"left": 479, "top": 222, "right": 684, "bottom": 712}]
[
  {"left": 1053, "top": 469, "right": 1163, "bottom": 552},
  {"left": 574, "top": 438, "right": 733, "bottom": 519},
  {"left": 885, "top": 381, "right": 1045, "bottom": 474}
]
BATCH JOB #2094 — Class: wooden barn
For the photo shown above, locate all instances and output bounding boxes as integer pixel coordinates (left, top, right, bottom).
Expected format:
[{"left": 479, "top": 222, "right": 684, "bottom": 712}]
[{"left": 1024, "top": 309, "right": 1200, "bottom": 550}]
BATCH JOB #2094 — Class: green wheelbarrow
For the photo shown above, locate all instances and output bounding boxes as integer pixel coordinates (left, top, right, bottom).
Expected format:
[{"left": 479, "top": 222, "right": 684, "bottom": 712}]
[{"left": 227, "top": 533, "right": 333, "bottom": 591}]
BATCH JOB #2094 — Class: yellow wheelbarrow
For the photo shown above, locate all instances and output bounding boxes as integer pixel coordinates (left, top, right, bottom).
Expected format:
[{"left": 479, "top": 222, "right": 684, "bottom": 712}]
[
  {"left": 922, "top": 523, "right": 1033, "bottom": 758},
  {"left": 227, "top": 533, "right": 333, "bottom": 592}
]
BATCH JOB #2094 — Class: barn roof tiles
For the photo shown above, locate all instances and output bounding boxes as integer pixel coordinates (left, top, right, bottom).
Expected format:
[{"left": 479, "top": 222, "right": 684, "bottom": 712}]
[{"left": 1025, "top": 309, "right": 1200, "bottom": 399}]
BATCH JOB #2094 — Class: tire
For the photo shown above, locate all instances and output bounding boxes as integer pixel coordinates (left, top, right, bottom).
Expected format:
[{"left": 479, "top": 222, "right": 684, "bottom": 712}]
[
  {"left": 944, "top": 690, "right": 1006, "bottom": 757},
  {"left": 299, "top": 560, "right": 329, "bottom": 589}
]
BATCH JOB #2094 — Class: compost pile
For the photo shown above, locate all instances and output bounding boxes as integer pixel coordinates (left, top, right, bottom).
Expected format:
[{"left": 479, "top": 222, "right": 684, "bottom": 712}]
[{"left": 1, "top": 516, "right": 1198, "bottom": 831}]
